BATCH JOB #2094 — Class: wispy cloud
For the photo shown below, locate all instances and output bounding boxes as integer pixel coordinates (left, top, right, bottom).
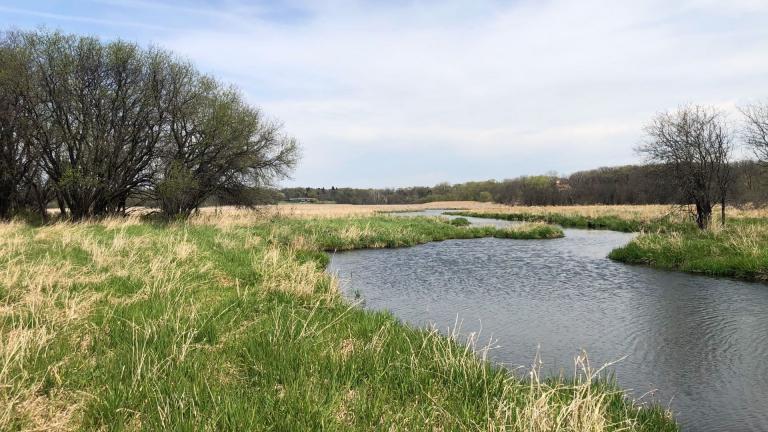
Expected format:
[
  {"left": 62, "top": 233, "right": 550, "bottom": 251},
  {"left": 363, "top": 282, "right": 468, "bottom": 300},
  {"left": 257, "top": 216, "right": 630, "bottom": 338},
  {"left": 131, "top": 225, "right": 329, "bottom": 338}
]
[
  {"left": 2, "top": 0, "right": 767, "bottom": 186},
  {"left": 0, "top": 5, "right": 166, "bottom": 30}
]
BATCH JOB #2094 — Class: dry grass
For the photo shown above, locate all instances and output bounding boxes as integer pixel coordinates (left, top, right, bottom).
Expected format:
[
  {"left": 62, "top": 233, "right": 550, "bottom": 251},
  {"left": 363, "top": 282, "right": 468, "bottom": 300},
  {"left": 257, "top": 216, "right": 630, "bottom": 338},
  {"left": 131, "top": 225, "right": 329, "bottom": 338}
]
[
  {"left": 256, "top": 246, "right": 336, "bottom": 297},
  {"left": 463, "top": 204, "right": 768, "bottom": 223},
  {"left": 0, "top": 207, "right": 678, "bottom": 430},
  {"left": 188, "top": 201, "right": 507, "bottom": 226},
  {"left": 0, "top": 220, "right": 212, "bottom": 430}
]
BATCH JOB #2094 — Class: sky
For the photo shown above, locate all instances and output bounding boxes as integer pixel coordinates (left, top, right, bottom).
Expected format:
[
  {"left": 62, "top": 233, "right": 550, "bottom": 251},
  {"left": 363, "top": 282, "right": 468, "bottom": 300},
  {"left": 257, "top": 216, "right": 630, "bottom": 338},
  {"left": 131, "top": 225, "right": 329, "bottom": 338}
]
[{"left": 2, "top": 0, "right": 768, "bottom": 188}]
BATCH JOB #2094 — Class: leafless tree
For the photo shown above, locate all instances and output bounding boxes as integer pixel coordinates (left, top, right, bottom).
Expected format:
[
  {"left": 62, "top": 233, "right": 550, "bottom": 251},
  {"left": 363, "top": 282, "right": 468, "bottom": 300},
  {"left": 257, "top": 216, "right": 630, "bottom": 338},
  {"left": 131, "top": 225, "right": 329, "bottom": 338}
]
[
  {"left": 638, "top": 105, "right": 734, "bottom": 229},
  {"left": 741, "top": 101, "right": 768, "bottom": 165},
  {"left": 12, "top": 31, "right": 170, "bottom": 219}
]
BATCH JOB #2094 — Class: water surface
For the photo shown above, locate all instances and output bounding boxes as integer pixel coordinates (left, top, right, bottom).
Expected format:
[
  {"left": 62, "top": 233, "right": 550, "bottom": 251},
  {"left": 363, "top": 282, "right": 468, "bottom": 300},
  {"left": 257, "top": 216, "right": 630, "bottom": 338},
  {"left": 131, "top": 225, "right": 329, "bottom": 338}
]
[{"left": 328, "top": 211, "right": 768, "bottom": 432}]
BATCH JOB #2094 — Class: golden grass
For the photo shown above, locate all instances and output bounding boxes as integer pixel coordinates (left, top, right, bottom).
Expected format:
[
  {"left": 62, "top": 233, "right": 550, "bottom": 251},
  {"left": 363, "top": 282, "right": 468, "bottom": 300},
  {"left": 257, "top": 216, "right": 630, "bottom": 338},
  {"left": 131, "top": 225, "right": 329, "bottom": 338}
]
[
  {"left": 0, "top": 206, "right": 678, "bottom": 430},
  {"left": 186, "top": 201, "right": 507, "bottom": 226},
  {"left": 464, "top": 203, "right": 768, "bottom": 223},
  {"left": 631, "top": 220, "right": 768, "bottom": 258},
  {"left": 256, "top": 246, "right": 336, "bottom": 297}
]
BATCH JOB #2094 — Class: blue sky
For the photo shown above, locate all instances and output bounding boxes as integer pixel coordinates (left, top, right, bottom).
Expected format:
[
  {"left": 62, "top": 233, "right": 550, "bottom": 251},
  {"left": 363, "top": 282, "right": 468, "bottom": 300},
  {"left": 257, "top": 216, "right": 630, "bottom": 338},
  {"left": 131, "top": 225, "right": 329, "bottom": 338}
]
[{"left": 2, "top": 0, "right": 768, "bottom": 187}]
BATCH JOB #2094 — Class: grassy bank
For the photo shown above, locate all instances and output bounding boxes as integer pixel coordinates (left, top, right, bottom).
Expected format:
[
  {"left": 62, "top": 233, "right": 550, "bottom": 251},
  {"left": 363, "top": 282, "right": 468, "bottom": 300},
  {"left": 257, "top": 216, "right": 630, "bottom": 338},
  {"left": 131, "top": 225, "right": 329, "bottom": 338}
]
[
  {"left": 446, "top": 211, "right": 686, "bottom": 233},
  {"left": 609, "top": 219, "right": 768, "bottom": 282},
  {"left": 0, "top": 214, "right": 675, "bottom": 430}
]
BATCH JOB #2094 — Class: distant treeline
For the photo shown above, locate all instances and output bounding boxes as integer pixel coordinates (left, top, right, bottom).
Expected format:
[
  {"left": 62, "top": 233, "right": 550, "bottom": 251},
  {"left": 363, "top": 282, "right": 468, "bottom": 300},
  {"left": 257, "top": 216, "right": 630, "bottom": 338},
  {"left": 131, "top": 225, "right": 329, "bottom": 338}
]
[{"left": 282, "top": 161, "right": 768, "bottom": 206}]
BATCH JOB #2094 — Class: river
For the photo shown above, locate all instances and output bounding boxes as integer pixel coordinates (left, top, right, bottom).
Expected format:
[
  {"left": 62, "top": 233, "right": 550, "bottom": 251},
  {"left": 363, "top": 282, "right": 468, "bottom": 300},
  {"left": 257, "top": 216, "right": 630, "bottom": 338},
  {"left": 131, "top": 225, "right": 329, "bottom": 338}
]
[{"left": 327, "top": 210, "right": 768, "bottom": 432}]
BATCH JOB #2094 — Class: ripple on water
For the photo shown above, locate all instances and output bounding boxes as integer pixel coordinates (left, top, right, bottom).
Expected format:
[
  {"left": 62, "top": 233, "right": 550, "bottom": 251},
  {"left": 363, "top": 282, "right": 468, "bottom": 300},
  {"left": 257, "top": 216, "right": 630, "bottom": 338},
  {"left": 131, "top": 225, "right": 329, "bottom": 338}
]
[{"left": 328, "top": 211, "right": 768, "bottom": 432}]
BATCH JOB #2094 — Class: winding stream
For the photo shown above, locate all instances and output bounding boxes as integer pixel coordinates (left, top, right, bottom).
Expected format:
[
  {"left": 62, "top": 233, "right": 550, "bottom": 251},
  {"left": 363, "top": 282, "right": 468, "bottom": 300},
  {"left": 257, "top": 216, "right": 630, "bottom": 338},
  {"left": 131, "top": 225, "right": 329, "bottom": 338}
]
[{"left": 327, "top": 210, "right": 768, "bottom": 432}]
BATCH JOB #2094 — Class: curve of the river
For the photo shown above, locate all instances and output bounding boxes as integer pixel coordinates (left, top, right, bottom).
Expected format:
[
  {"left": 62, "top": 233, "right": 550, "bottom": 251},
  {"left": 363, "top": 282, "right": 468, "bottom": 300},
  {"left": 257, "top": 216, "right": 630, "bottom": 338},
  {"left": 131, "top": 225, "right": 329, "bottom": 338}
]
[{"left": 327, "top": 210, "right": 768, "bottom": 432}]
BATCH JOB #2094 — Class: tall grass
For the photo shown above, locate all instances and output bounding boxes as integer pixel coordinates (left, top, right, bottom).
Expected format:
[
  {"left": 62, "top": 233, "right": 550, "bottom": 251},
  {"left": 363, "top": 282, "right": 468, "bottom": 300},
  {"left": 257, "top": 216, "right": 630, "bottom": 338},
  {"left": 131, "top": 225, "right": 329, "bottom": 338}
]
[
  {"left": 190, "top": 200, "right": 509, "bottom": 222},
  {"left": 609, "top": 219, "right": 768, "bottom": 281},
  {"left": 0, "top": 213, "right": 675, "bottom": 430}
]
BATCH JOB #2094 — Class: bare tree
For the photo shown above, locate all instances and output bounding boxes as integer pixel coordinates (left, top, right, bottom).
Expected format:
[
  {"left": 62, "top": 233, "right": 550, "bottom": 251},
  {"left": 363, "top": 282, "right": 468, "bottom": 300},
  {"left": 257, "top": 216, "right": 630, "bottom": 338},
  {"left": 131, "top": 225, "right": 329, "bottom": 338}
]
[
  {"left": 639, "top": 105, "right": 734, "bottom": 229},
  {"left": 741, "top": 102, "right": 768, "bottom": 164}
]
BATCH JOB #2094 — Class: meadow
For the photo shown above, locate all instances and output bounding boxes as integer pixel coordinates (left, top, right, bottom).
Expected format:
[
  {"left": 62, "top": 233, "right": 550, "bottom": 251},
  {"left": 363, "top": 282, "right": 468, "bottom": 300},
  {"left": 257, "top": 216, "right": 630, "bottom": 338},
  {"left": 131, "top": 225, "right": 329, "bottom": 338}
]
[{"left": 0, "top": 207, "right": 677, "bottom": 431}]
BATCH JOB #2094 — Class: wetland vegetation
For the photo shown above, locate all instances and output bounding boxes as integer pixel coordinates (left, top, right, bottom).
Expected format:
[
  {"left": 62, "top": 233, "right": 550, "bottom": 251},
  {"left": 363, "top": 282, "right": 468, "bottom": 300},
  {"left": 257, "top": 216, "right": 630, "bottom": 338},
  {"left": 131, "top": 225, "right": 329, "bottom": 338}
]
[
  {"left": 447, "top": 205, "right": 768, "bottom": 282},
  {"left": 0, "top": 211, "right": 675, "bottom": 430}
]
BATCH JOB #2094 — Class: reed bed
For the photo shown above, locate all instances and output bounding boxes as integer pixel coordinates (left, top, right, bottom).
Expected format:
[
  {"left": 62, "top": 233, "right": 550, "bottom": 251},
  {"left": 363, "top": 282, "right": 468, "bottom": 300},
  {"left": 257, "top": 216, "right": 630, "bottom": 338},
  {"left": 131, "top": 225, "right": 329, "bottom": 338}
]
[
  {"left": 452, "top": 204, "right": 768, "bottom": 228},
  {"left": 0, "top": 211, "right": 675, "bottom": 430},
  {"left": 185, "top": 200, "right": 507, "bottom": 226}
]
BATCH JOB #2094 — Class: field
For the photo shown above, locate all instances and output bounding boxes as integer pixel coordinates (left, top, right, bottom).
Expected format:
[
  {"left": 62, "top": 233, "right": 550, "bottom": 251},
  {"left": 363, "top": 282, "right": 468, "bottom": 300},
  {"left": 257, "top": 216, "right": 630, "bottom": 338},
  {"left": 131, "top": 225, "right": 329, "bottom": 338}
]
[
  {"left": 202, "top": 201, "right": 508, "bottom": 220},
  {"left": 0, "top": 209, "right": 676, "bottom": 431}
]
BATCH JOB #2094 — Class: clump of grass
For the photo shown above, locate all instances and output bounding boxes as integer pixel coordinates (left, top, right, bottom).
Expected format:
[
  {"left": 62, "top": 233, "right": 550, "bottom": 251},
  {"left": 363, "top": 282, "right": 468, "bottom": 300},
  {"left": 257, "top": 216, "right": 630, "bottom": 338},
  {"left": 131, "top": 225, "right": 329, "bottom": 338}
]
[
  {"left": 0, "top": 213, "right": 676, "bottom": 430},
  {"left": 263, "top": 215, "right": 561, "bottom": 252},
  {"left": 609, "top": 219, "right": 768, "bottom": 281},
  {"left": 448, "top": 217, "right": 471, "bottom": 227},
  {"left": 494, "top": 222, "right": 565, "bottom": 239}
]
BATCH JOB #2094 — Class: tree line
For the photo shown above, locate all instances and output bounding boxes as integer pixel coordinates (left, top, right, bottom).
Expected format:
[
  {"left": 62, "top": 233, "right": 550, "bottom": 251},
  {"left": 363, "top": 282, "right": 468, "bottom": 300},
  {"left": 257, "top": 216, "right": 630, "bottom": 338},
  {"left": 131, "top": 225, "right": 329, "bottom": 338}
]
[
  {"left": 282, "top": 160, "right": 766, "bottom": 207},
  {"left": 0, "top": 29, "right": 299, "bottom": 221},
  {"left": 284, "top": 103, "right": 768, "bottom": 230},
  {"left": 4, "top": 29, "right": 766, "bottom": 229}
]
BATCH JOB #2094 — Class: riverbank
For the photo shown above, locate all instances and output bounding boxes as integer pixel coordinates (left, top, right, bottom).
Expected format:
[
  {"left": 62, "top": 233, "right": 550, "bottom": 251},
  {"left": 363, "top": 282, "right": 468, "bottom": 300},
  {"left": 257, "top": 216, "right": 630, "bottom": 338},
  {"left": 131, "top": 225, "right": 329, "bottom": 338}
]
[
  {"left": 0, "top": 214, "right": 674, "bottom": 430},
  {"left": 446, "top": 210, "right": 674, "bottom": 232},
  {"left": 448, "top": 206, "right": 768, "bottom": 282},
  {"left": 609, "top": 219, "right": 768, "bottom": 281}
]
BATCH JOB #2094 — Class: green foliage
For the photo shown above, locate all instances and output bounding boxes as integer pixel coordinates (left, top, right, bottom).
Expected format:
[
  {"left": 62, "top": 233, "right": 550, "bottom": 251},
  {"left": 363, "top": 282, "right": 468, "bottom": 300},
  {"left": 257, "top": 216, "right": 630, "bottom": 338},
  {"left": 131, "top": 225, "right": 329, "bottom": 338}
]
[
  {"left": 0, "top": 29, "right": 298, "bottom": 220},
  {"left": 156, "top": 161, "right": 201, "bottom": 218},
  {"left": 282, "top": 161, "right": 768, "bottom": 207}
]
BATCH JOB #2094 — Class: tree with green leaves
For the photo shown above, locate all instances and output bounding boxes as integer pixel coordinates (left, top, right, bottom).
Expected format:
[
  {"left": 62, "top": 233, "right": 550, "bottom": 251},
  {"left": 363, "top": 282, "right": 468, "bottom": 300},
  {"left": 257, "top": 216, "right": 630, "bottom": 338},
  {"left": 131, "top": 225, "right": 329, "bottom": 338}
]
[
  {"left": 154, "top": 64, "right": 299, "bottom": 218},
  {"left": 0, "top": 29, "right": 299, "bottom": 220}
]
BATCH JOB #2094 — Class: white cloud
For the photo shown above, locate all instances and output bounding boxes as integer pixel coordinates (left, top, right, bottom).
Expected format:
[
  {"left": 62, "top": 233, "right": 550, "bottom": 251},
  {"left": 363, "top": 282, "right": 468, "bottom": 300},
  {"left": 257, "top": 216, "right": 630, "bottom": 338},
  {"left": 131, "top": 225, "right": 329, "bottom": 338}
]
[
  {"left": 7, "top": 0, "right": 767, "bottom": 186},
  {"left": 149, "top": 0, "right": 768, "bottom": 186}
]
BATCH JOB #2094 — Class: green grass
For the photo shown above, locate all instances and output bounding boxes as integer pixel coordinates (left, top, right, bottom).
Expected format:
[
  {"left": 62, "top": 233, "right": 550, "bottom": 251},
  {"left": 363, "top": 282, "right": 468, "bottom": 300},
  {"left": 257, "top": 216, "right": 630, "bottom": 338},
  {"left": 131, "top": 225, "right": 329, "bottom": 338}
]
[
  {"left": 263, "top": 215, "right": 564, "bottom": 250},
  {"left": 0, "top": 215, "right": 675, "bottom": 430},
  {"left": 446, "top": 211, "right": 689, "bottom": 233},
  {"left": 448, "top": 216, "right": 471, "bottom": 227},
  {"left": 609, "top": 219, "right": 768, "bottom": 281}
]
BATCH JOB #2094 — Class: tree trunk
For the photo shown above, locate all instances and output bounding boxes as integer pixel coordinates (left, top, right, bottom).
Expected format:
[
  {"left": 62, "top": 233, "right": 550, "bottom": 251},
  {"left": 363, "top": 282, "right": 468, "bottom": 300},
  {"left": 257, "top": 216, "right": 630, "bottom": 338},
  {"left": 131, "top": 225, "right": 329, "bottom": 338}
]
[
  {"left": 720, "top": 197, "right": 726, "bottom": 227},
  {"left": 56, "top": 193, "right": 67, "bottom": 219},
  {"left": 695, "top": 201, "right": 712, "bottom": 230}
]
